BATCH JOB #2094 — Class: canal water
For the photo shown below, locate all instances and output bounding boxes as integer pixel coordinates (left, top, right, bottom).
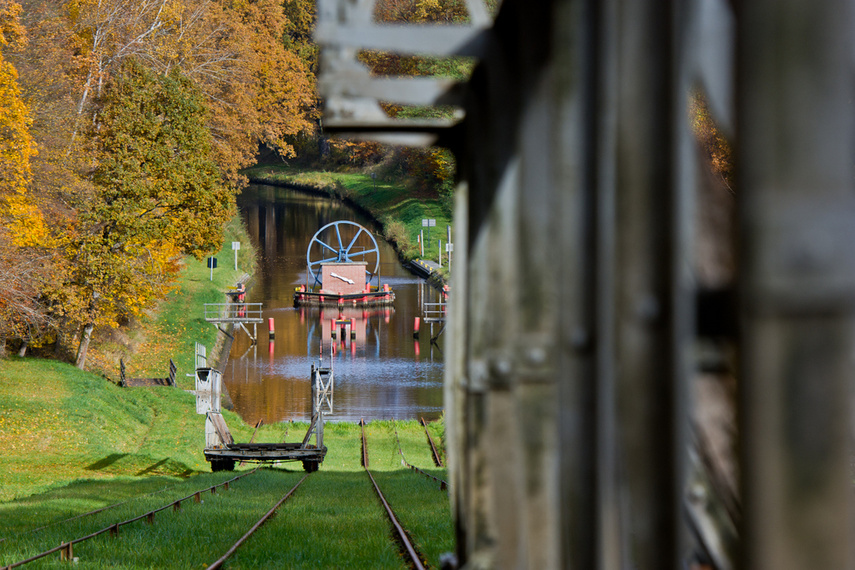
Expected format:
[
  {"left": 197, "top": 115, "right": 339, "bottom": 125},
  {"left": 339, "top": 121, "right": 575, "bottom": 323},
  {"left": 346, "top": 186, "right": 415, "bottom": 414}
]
[{"left": 223, "top": 184, "right": 446, "bottom": 425}]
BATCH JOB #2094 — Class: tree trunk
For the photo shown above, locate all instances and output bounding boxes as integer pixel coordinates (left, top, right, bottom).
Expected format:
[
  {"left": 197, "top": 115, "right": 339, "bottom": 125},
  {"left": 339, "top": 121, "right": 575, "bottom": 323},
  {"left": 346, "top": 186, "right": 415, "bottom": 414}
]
[
  {"left": 17, "top": 341, "right": 27, "bottom": 357},
  {"left": 75, "top": 323, "right": 94, "bottom": 369},
  {"left": 54, "top": 317, "right": 68, "bottom": 361}
]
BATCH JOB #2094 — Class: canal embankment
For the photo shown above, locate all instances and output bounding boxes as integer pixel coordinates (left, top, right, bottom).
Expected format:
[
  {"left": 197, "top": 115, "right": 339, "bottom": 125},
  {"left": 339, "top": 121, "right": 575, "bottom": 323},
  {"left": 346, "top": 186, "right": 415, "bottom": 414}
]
[
  {"left": 0, "top": 215, "right": 262, "bottom": 500},
  {"left": 94, "top": 216, "right": 258, "bottom": 389}
]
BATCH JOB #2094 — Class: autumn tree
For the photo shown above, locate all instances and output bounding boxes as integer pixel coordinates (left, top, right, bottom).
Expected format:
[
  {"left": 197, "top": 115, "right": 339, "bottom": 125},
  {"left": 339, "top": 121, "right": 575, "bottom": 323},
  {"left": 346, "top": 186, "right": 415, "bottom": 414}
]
[
  {"left": 0, "top": 0, "right": 41, "bottom": 244},
  {"left": 282, "top": 0, "right": 318, "bottom": 75},
  {"left": 690, "top": 94, "right": 733, "bottom": 192},
  {"left": 179, "top": 0, "right": 315, "bottom": 180},
  {"left": 0, "top": 0, "right": 58, "bottom": 355},
  {"left": 63, "top": 60, "right": 233, "bottom": 369}
]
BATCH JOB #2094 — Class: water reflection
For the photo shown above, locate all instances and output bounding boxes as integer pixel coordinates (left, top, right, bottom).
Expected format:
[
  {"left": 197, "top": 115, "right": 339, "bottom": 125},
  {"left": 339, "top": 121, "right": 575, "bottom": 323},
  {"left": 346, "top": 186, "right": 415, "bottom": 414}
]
[{"left": 224, "top": 184, "right": 446, "bottom": 424}]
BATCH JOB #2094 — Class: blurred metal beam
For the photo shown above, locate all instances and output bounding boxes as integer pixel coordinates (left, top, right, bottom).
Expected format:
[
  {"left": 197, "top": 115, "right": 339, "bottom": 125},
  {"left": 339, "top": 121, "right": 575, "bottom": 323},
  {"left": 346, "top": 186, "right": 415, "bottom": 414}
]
[{"left": 315, "top": 24, "right": 491, "bottom": 58}]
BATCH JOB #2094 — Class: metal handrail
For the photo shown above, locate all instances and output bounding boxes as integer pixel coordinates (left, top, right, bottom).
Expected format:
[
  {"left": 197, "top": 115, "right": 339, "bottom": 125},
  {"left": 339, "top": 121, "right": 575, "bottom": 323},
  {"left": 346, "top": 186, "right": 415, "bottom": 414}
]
[{"left": 203, "top": 303, "right": 264, "bottom": 322}]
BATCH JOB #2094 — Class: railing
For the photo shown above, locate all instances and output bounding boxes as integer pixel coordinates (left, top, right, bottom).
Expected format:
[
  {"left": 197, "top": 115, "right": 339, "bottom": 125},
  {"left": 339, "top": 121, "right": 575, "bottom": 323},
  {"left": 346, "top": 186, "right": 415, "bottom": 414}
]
[
  {"left": 421, "top": 302, "right": 446, "bottom": 322},
  {"left": 203, "top": 303, "right": 263, "bottom": 323}
]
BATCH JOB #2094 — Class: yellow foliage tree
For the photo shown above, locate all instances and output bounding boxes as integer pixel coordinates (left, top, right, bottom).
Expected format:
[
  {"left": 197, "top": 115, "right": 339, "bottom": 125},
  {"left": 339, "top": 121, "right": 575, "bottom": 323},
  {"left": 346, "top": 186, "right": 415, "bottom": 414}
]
[{"left": 0, "top": 0, "right": 43, "bottom": 247}]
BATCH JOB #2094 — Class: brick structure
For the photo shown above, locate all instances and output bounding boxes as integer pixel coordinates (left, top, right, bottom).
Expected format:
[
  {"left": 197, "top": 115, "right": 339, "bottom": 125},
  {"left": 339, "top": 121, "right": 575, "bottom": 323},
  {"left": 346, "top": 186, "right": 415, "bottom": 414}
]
[{"left": 320, "top": 262, "right": 367, "bottom": 295}]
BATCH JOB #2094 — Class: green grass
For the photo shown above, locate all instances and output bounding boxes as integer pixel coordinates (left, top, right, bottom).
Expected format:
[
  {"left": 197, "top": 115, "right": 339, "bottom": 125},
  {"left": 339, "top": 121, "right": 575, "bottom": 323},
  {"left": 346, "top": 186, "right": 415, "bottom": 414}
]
[
  {"left": 0, "top": 469, "right": 304, "bottom": 568},
  {"left": 364, "top": 421, "right": 454, "bottom": 568},
  {"left": 84, "top": 215, "right": 257, "bottom": 388},
  {"left": 243, "top": 165, "right": 452, "bottom": 263},
  {"left": 227, "top": 472, "right": 405, "bottom": 569},
  {"left": 120, "top": 216, "right": 258, "bottom": 389},
  {"left": 0, "top": 420, "right": 453, "bottom": 568}
]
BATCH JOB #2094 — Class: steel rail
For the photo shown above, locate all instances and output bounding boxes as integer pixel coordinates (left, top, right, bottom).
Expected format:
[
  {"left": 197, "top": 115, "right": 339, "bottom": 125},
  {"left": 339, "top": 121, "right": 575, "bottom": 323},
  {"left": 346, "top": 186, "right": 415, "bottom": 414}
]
[
  {"left": 0, "top": 481, "right": 180, "bottom": 545},
  {"left": 2, "top": 469, "right": 259, "bottom": 569},
  {"left": 420, "top": 417, "right": 444, "bottom": 467},
  {"left": 360, "top": 420, "right": 426, "bottom": 570},
  {"left": 207, "top": 474, "right": 309, "bottom": 570},
  {"left": 394, "top": 425, "right": 448, "bottom": 491}
]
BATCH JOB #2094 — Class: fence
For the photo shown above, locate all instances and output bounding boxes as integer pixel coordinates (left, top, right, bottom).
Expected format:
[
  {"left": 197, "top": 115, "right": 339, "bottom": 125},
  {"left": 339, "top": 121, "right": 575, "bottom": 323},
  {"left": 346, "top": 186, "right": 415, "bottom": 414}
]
[{"left": 203, "top": 303, "right": 263, "bottom": 323}]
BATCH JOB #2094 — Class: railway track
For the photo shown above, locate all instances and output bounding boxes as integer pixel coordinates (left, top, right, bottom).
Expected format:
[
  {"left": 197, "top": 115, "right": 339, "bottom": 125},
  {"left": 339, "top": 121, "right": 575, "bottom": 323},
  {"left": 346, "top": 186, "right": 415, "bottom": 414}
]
[
  {"left": 395, "top": 425, "right": 449, "bottom": 491},
  {"left": 361, "top": 419, "right": 428, "bottom": 570},
  {"left": 420, "top": 417, "right": 444, "bottom": 467},
  {"left": 2, "top": 422, "right": 451, "bottom": 569},
  {"left": 207, "top": 473, "right": 309, "bottom": 570},
  {"left": 0, "top": 480, "right": 181, "bottom": 545},
  {"left": 1, "top": 469, "right": 259, "bottom": 569}
]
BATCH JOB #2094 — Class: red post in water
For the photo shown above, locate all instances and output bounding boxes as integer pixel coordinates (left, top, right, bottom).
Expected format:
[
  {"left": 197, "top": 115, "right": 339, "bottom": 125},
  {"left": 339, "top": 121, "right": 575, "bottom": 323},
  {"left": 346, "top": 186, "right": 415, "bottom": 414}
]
[
  {"left": 268, "top": 317, "right": 275, "bottom": 340},
  {"left": 413, "top": 317, "right": 421, "bottom": 339}
]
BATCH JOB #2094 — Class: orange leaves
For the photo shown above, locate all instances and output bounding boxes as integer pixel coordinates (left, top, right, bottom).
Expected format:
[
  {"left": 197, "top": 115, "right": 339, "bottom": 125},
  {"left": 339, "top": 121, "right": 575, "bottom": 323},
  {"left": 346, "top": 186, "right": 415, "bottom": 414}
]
[
  {"left": 0, "top": 4, "right": 45, "bottom": 249},
  {"left": 689, "top": 94, "right": 733, "bottom": 190},
  {"left": 0, "top": 0, "right": 26, "bottom": 48}
]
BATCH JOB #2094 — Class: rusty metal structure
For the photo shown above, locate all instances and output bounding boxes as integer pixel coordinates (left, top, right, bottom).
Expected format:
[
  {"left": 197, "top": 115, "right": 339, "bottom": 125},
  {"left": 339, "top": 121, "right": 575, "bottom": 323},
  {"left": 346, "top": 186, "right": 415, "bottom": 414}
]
[{"left": 316, "top": 0, "right": 855, "bottom": 567}]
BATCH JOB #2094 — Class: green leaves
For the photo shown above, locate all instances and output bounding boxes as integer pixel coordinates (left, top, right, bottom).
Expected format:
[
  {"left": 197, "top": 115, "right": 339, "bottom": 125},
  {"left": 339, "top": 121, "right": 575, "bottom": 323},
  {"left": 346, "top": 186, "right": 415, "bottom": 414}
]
[
  {"left": 88, "top": 60, "right": 234, "bottom": 258},
  {"left": 55, "top": 60, "right": 236, "bottom": 366}
]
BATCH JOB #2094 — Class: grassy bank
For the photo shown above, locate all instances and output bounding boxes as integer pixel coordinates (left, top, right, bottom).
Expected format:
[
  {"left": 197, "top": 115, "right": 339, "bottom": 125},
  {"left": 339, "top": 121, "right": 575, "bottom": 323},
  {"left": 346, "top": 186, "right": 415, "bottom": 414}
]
[
  {"left": 0, "top": 357, "right": 202, "bottom": 503},
  {"left": 243, "top": 165, "right": 452, "bottom": 268},
  {"left": 0, "top": 215, "right": 260, "bottom": 502},
  {"left": 87, "top": 215, "right": 257, "bottom": 389},
  {"left": 1, "top": 209, "right": 455, "bottom": 567},
  {"left": 0, "top": 419, "right": 452, "bottom": 569}
]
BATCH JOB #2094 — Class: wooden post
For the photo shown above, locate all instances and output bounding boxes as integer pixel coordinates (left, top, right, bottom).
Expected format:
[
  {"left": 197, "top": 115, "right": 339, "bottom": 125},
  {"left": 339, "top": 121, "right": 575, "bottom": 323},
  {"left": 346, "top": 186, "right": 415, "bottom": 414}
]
[
  {"left": 612, "top": 0, "right": 691, "bottom": 567},
  {"left": 737, "top": 0, "right": 855, "bottom": 567},
  {"left": 60, "top": 542, "right": 73, "bottom": 561}
]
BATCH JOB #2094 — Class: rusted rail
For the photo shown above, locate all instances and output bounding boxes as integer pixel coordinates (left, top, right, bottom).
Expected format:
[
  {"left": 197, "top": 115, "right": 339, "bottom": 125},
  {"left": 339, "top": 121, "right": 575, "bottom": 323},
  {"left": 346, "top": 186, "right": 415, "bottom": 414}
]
[
  {"left": 0, "top": 481, "right": 180, "bottom": 545},
  {"left": 208, "top": 474, "right": 309, "bottom": 570},
  {"left": 360, "top": 420, "right": 426, "bottom": 570},
  {"left": 239, "top": 419, "right": 264, "bottom": 467},
  {"left": 394, "top": 425, "right": 448, "bottom": 491},
  {"left": 2, "top": 469, "right": 258, "bottom": 569},
  {"left": 420, "top": 417, "right": 444, "bottom": 467}
]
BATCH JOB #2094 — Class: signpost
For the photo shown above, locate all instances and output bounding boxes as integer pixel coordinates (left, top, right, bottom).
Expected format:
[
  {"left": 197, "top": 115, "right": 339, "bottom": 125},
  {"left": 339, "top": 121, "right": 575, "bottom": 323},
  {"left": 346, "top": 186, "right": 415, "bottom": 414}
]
[
  {"left": 207, "top": 257, "right": 217, "bottom": 281},
  {"left": 232, "top": 241, "right": 240, "bottom": 270},
  {"left": 422, "top": 218, "right": 436, "bottom": 244}
]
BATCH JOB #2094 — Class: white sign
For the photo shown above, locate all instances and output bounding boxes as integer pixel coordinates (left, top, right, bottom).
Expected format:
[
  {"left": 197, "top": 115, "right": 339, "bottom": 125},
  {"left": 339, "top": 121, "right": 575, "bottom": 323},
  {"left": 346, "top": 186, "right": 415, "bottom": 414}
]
[
  {"left": 422, "top": 219, "right": 436, "bottom": 227},
  {"left": 231, "top": 241, "right": 240, "bottom": 250},
  {"left": 446, "top": 243, "right": 454, "bottom": 252}
]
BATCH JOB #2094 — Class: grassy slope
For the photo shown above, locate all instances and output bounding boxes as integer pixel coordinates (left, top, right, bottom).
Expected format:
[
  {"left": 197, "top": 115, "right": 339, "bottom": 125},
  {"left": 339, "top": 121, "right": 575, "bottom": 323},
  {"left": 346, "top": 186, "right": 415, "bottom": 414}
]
[
  {"left": 0, "top": 211, "right": 453, "bottom": 567},
  {"left": 85, "top": 216, "right": 256, "bottom": 387},
  {"left": 0, "top": 357, "right": 236, "bottom": 504},
  {"left": 0, "top": 215, "right": 259, "bottom": 503},
  {"left": 0, "top": 421, "right": 451, "bottom": 569},
  {"left": 243, "top": 165, "right": 452, "bottom": 266}
]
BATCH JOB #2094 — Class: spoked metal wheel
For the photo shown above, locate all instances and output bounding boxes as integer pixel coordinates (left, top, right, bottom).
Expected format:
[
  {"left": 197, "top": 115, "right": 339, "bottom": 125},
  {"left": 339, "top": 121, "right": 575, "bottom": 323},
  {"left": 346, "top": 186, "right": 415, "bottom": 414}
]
[{"left": 306, "top": 221, "right": 380, "bottom": 288}]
